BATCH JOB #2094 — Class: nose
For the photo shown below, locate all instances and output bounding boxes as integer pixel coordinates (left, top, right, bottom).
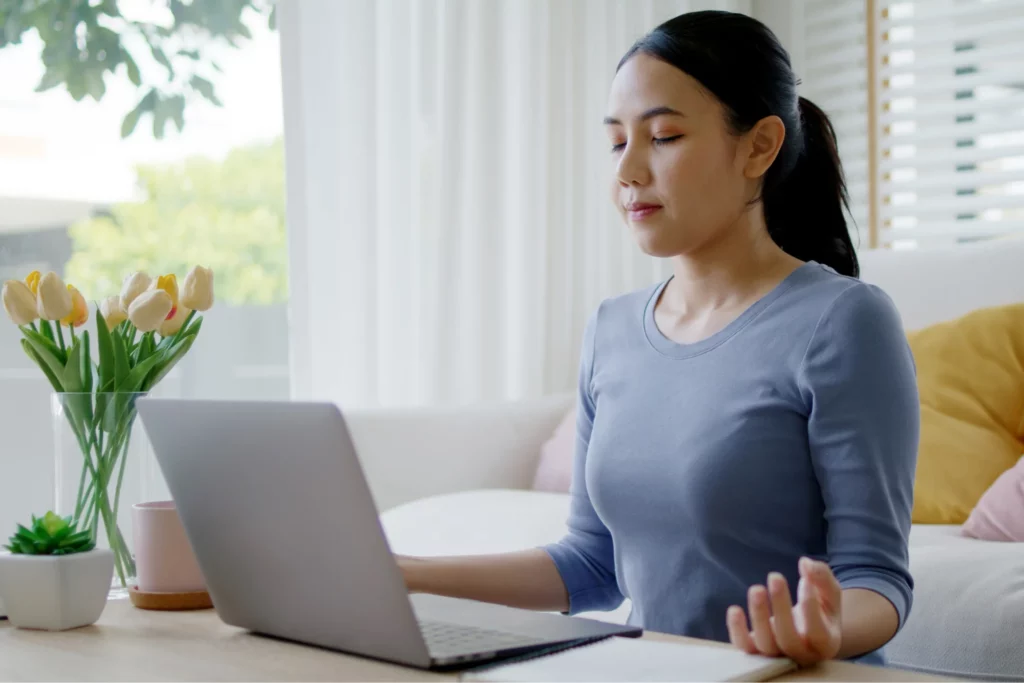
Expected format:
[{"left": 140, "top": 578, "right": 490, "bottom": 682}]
[{"left": 615, "top": 142, "right": 651, "bottom": 187}]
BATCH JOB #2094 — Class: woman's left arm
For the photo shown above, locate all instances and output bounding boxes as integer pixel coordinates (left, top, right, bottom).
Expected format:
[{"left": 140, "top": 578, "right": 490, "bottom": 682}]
[{"left": 728, "top": 282, "right": 920, "bottom": 663}]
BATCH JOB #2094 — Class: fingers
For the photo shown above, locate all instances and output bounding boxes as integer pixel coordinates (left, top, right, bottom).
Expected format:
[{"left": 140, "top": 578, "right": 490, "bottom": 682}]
[
  {"left": 747, "top": 585, "right": 781, "bottom": 656},
  {"left": 801, "top": 583, "right": 832, "bottom": 653},
  {"left": 767, "top": 573, "right": 813, "bottom": 663},
  {"left": 800, "top": 557, "right": 842, "bottom": 613},
  {"left": 727, "top": 605, "right": 758, "bottom": 654}
]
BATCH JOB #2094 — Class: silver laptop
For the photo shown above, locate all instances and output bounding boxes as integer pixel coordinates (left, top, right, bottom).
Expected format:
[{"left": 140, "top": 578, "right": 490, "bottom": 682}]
[{"left": 136, "top": 398, "right": 641, "bottom": 670}]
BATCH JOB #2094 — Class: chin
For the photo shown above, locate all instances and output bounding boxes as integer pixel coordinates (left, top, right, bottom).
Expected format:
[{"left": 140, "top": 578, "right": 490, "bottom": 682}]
[{"left": 630, "top": 222, "right": 685, "bottom": 259}]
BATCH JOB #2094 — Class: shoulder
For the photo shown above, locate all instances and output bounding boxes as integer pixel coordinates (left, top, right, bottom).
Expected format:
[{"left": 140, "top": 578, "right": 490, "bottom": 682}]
[
  {"left": 803, "top": 266, "right": 906, "bottom": 344},
  {"left": 584, "top": 280, "right": 663, "bottom": 343}
]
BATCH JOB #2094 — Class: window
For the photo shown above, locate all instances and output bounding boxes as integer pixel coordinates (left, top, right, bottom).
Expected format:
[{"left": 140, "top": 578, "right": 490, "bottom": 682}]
[
  {"left": 0, "top": 4, "right": 286, "bottom": 532},
  {"left": 797, "top": 0, "right": 872, "bottom": 248},
  {"left": 877, "top": 0, "right": 1024, "bottom": 248}
]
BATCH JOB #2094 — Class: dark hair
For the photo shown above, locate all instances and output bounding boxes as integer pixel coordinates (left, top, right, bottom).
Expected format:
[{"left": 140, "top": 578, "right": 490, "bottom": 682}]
[{"left": 618, "top": 10, "right": 859, "bottom": 277}]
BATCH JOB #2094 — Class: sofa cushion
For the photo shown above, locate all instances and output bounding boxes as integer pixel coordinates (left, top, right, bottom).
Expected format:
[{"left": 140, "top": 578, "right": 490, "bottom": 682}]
[
  {"left": 886, "top": 525, "right": 1024, "bottom": 681},
  {"left": 907, "top": 303, "right": 1024, "bottom": 524},
  {"left": 962, "top": 455, "right": 1024, "bottom": 542},
  {"left": 382, "top": 489, "right": 1024, "bottom": 679},
  {"left": 531, "top": 408, "right": 575, "bottom": 493}
]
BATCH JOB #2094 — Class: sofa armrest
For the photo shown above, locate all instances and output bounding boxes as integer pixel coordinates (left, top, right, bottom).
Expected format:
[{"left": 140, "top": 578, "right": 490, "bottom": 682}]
[{"left": 344, "top": 393, "right": 574, "bottom": 512}]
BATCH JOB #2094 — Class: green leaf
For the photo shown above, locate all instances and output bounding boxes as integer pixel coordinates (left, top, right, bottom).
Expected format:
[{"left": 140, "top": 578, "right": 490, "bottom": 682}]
[
  {"left": 113, "top": 331, "right": 130, "bottom": 388},
  {"left": 138, "top": 331, "right": 155, "bottom": 363},
  {"left": 22, "top": 334, "right": 66, "bottom": 382},
  {"left": 189, "top": 75, "right": 222, "bottom": 106},
  {"left": 168, "top": 94, "right": 185, "bottom": 132},
  {"left": 35, "top": 68, "right": 65, "bottom": 92},
  {"left": 21, "top": 340, "right": 64, "bottom": 392},
  {"left": 151, "top": 45, "right": 174, "bottom": 78},
  {"left": 269, "top": 5, "right": 277, "bottom": 30},
  {"left": 62, "top": 341, "right": 84, "bottom": 393},
  {"left": 21, "top": 326, "right": 63, "bottom": 364},
  {"left": 124, "top": 52, "right": 141, "bottom": 86},
  {"left": 80, "top": 330, "right": 93, "bottom": 393},
  {"left": 142, "top": 333, "right": 195, "bottom": 391},
  {"left": 119, "top": 350, "right": 167, "bottom": 394},
  {"left": 85, "top": 69, "right": 106, "bottom": 101},
  {"left": 121, "top": 89, "right": 158, "bottom": 138},
  {"left": 39, "top": 319, "right": 57, "bottom": 348},
  {"left": 177, "top": 49, "right": 200, "bottom": 60},
  {"left": 96, "top": 308, "right": 114, "bottom": 392}
]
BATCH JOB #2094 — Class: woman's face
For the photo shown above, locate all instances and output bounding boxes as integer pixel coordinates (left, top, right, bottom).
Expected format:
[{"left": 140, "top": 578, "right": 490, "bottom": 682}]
[{"left": 606, "top": 53, "right": 756, "bottom": 258}]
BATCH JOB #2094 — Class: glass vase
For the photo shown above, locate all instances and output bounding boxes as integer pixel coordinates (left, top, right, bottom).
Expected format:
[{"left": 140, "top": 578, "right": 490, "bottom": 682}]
[{"left": 52, "top": 392, "right": 170, "bottom": 599}]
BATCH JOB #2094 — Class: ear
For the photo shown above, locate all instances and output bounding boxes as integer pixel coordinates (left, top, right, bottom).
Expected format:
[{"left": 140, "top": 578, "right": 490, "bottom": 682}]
[{"left": 742, "top": 115, "right": 786, "bottom": 180}]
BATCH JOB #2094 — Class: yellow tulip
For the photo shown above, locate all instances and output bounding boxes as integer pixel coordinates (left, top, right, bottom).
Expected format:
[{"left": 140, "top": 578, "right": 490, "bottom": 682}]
[
  {"left": 127, "top": 290, "right": 173, "bottom": 333},
  {"left": 100, "top": 296, "right": 127, "bottom": 329},
  {"left": 59, "top": 285, "right": 89, "bottom": 328},
  {"left": 36, "top": 272, "right": 73, "bottom": 321},
  {"left": 151, "top": 274, "right": 179, "bottom": 320},
  {"left": 120, "top": 272, "right": 152, "bottom": 311},
  {"left": 24, "top": 271, "right": 41, "bottom": 296},
  {"left": 180, "top": 266, "right": 214, "bottom": 312},
  {"left": 2, "top": 280, "right": 38, "bottom": 325},
  {"left": 159, "top": 304, "right": 191, "bottom": 337}
]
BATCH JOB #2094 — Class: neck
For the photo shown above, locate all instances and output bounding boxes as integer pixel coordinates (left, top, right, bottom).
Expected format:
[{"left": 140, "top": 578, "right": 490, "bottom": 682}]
[{"left": 664, "top": 210, "right": 799, "bottom": 314}]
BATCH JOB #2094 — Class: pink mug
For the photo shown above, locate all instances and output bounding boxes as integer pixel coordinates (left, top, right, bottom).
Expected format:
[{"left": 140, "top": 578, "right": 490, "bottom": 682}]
[{"left": 132, "top": 501, "right": 206, "bottom": 593}]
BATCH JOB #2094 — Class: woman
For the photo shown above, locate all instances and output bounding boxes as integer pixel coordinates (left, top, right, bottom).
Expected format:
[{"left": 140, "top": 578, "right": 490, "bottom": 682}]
[{"left": 399, "top": 10, "right": 919, "bottom": 667}]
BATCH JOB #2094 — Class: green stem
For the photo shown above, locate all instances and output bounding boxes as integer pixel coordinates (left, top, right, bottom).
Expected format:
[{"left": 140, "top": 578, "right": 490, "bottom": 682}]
[
  {"left": 56, "top": 323, "right": 66, "bottom": 355},
  {"left": 171, "top": 309, "right": 197, "bottom": 345},
  {"left": 29, "top": 321, "right": 37, "bottom": 333}
]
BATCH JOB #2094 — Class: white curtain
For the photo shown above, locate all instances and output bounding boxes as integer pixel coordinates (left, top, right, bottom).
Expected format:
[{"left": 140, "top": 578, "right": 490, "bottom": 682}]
[{"left": 280, "top": 0, "right": 751, "bottom": 408}]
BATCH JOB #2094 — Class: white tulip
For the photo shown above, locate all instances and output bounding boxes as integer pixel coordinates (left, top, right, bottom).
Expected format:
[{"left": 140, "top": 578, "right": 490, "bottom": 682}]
[
  {"left": 100, "top": 296, "right": 128, "bottom": 329},
  {"left": 159, "top": 304, "right": 191, "bottom": 337},
  {"left": 128, "top": 290, "right": 173, "bottom": 333},
  {"left": 119, "top": 272, "right": 152, "bottom": 311},
  {"left": 2, "top": 280, "right": 38, "bottom": 326},
  {"left": 180, "top": 266, "right": 214, "bottom": 312},
  {"left": 36, "top": 272, "right": 73, "bottom": 321}
]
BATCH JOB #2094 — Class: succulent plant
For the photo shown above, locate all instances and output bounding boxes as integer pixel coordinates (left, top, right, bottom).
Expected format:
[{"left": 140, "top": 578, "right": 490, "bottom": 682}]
[{"left": 4, "top": 512, "right": 95, "bottom": 556}]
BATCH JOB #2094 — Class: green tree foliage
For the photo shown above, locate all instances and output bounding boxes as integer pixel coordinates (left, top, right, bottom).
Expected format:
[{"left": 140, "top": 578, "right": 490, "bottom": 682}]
[
  {"left": 0, "top": 0, "right": 276, "bottom": 138},
  {"left": 65, "top": 138, "right": 287, "bottom": 305}
]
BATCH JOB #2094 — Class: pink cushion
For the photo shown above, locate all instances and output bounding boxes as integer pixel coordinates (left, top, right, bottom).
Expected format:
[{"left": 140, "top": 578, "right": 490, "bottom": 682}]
[
  {"left": 531, "top": 408, "right": 575, "bottom": 493},
  {"left": 962, "top": 455, "right": 1024, "bottom": 542}
]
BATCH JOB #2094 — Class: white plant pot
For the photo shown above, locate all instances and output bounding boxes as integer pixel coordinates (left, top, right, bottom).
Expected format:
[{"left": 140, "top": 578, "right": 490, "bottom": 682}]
[{"left": 0, "top": 549, "right": 114, "bottom": 631}]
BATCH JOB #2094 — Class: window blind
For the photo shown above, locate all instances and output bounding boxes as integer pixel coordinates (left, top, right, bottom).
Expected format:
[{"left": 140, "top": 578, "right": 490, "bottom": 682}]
[
  {"left": 876, "top": 0, "right": 1024, "bottom": 248},
  {"left": 797, "top": 0, "right": 872, "bottom": 249}
]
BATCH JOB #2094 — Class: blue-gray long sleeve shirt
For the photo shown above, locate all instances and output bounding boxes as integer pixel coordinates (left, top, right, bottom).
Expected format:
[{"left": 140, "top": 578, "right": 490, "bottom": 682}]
[{"left": 543, "top": 262, "right": 919, "bottom": 666}]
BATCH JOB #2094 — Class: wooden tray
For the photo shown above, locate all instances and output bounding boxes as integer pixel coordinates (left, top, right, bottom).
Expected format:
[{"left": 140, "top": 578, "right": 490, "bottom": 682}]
[{"left": 128, "top": 585, "right": 213, "bottom": 611}]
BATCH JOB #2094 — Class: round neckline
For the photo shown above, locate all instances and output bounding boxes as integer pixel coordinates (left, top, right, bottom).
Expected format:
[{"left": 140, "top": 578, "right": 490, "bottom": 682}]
[{"left": 643, "top": 261, "right": 820, "bottom": 359}]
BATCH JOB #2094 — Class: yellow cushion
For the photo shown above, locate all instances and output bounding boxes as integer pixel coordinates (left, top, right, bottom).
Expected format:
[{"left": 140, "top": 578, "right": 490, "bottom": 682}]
[{"left": 908, "top": 303, "right": 1024, "bottom": 524}]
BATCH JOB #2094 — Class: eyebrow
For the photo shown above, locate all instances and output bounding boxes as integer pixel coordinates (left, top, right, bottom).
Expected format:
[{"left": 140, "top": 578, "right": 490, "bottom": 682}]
[{"left": 603, "top": 106, "right": 686, "bottom": 126}]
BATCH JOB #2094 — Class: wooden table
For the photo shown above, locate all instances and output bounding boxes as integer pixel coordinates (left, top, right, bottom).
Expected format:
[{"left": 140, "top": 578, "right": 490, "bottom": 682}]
[{"left": 0, "top": 599, "right": 948, "bottom": 682}]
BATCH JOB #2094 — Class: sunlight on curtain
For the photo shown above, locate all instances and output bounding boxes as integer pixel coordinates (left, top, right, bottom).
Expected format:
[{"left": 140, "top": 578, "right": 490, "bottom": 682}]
[{"left": 281, "top": 0, "right": 751, "bottom": 408}]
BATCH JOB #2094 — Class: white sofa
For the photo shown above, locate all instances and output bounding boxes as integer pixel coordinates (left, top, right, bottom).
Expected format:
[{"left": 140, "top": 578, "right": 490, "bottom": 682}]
[{"left": 346, "top": 240, "right": 1024, "bottom": 681}]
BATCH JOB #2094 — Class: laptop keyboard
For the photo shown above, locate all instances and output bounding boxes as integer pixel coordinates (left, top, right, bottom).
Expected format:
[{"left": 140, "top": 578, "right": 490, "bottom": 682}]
[{"left": 419, "top": 619, "right": 543, "bottom": 656}]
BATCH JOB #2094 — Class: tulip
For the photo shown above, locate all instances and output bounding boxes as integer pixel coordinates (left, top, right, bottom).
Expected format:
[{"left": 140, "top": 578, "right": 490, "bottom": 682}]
[
  {"left": 180, "top": 266, "right": 214, "bottom": 312},
  {"left": 59, "top": 285, "right": 89, "bottom": 328},
  {"left": 159, "top": 304, "right": 191, "bottom": 337},
  {"left": 100, "top": 296, "right": 128, "bottom": 329},
  {"left": 150, "top": 273, "right": 179, "bottom": 320},
  {"left": 120, "top": 272, "right": 152, "bottom": 311},
  {"left": 127, "top": 290, "right": 173, "bottom": 333},
  {"left": 36, "top": 272, "right": 73, "bottom": 321},
  {"left": 2, "top": 280, "right": 38, "bottom": 325},
  {"left": 24, "top": 271, "right": 41, "bottom": 296}
]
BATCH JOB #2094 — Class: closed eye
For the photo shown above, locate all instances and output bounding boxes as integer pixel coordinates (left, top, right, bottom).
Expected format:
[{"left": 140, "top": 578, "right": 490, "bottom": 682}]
[{"left": 610, "top": 135, "right": 683, "bottom": 153}]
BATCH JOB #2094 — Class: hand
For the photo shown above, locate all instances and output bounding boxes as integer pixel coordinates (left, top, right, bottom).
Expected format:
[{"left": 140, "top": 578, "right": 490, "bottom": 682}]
[{"left": 726, "top": 557, "right": 842, "bottom": 666}]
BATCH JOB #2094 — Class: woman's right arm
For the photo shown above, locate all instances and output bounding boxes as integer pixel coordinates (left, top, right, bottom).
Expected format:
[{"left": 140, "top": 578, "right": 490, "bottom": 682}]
[
  {"left": 393, "top": 309, "right": 623, "bottom": 618},
  {"left": 397, "top": 550, "right": 571, "bottom": 612}
]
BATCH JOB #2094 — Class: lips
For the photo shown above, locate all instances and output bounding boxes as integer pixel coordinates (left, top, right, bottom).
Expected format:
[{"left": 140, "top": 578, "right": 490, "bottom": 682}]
[{"left": 625, "top": 202, "right": 662, "bottom": 221}]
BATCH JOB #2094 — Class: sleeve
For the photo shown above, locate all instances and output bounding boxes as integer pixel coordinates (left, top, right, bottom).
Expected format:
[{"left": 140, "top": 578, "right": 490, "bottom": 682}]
[
  {"left": 798, "top": 283, "right": 919, "bottom": 629},
  {"left": 541, "top": 308, "right": 625, "bottom": 614}
]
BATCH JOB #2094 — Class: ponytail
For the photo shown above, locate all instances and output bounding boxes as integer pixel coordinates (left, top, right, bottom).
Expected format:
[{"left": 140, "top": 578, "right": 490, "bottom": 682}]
[
  {"left": 763, "top": 98, "right": 859, "bottom": 278},
  {"left": 619, "top": 10, "right": 860, "bottom": 278}
]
